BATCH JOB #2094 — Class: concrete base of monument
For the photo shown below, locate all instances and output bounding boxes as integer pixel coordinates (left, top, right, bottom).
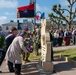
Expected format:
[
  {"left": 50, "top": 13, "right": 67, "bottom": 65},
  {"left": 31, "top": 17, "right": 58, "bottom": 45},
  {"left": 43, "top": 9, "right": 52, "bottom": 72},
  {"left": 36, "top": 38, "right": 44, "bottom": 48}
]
[
  {"left": 37, "top": 60, "right": 54, "bottom": 74},
  {"left": 42, "top": 61, "right": 53, "bottom": 72}
]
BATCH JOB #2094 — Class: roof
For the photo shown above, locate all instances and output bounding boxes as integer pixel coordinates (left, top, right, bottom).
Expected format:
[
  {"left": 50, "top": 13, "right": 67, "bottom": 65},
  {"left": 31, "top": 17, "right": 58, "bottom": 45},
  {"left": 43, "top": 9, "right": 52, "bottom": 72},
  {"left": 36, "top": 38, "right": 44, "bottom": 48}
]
[{"left": 2, "top": 22, "right": 18, "bottom": 26}]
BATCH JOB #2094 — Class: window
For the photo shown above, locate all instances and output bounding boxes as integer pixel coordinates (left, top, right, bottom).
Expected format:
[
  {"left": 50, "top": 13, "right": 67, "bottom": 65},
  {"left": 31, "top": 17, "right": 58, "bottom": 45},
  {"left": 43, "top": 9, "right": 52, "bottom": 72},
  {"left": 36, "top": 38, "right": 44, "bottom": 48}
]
[{"left": 6, "top": 26, "right": 9, "bottom": 30}]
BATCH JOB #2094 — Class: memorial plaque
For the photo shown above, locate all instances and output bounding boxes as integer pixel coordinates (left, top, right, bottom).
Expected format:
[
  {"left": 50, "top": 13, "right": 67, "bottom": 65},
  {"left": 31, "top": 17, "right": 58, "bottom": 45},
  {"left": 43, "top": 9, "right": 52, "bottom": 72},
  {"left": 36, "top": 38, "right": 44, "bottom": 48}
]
[{"left": 41, "top": 19, "right": 53, "bottom": 72}]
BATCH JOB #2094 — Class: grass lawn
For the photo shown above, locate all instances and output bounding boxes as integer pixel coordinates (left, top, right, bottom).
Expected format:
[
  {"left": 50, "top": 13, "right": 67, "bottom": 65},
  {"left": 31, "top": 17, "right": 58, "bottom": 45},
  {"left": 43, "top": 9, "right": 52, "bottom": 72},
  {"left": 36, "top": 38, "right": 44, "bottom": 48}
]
[
  {"left": 21, "top": 53, "right": 41, "bottom": 61},
  {"left": 29, "top": 48, "right": 76, "bottom": 60},
  {"left": 54, "top": 48, "right": 76, "bottom": 60},
  {"left": 29, "top": 53, "right": 41, "bottom": 60}
]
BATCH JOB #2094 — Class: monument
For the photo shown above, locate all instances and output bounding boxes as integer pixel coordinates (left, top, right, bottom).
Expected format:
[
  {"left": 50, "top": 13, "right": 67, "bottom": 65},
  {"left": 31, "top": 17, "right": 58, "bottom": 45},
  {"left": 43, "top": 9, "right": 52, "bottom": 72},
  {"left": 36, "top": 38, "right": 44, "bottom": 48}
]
[{"left": 41, "top": 19, "right": 53, "bottom": 72}]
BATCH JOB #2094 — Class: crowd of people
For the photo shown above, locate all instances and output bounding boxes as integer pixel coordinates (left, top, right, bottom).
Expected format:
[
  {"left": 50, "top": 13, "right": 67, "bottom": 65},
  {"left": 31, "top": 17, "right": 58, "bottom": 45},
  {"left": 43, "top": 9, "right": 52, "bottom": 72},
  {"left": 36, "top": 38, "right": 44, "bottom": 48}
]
[
  {"left": 0, "top": 25, "right": 40, "bottom": 75},
  {"left": 1, "top": 26, "right": 76, "bottom": 75},
  {"left": 49, "top": 28, "right": 76, "bottom": 47}
]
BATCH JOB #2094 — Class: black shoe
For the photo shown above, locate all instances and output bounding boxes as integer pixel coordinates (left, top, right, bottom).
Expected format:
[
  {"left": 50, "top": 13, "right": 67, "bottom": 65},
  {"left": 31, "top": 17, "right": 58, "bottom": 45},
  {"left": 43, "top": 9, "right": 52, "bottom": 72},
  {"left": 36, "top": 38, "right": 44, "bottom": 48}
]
[
  {"left": 0, "top": 71, "right": 2, "bottom": 73},
  {"left": 25, "top": 59, "right": 31, "bottom": 62},
  {"left": 10, "top": 70, "right": 14, "bottom": 73}
]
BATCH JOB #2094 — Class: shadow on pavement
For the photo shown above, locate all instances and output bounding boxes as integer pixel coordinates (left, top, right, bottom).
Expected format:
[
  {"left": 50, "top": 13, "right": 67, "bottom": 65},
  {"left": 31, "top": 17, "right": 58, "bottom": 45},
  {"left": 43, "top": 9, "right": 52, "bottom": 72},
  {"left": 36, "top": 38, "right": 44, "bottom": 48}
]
[
  {"left": 53, "top": 58, "right": 76, "bottom": 72},
  {"left": 21, "top": 59, "right": 40, "bottom": 75}
]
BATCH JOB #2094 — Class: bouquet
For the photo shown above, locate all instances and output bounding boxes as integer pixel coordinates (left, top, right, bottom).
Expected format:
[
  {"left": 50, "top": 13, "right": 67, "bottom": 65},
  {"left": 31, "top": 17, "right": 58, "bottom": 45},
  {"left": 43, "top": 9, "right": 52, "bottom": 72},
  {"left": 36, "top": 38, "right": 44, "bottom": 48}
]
[
  {"left": 24, "top": 38, "right": 33, "bottom": 53},
  {"left": 26, "top": 44, "right": 33, "bottom": 53}
]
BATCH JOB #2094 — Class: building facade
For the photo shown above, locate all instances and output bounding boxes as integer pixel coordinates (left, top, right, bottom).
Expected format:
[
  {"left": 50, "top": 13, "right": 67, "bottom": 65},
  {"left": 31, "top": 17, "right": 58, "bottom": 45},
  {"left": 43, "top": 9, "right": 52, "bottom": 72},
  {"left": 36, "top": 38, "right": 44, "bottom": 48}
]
[{"left": 2, "top": 20, "right": 34, "bottom": 32}]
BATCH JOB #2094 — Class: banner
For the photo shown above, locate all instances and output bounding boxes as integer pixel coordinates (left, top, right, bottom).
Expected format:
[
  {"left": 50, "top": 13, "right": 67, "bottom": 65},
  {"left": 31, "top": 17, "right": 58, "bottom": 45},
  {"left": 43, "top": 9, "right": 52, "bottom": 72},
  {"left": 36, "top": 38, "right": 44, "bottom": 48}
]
[{"left": 17, "top": 3, "right": 34, "bottom": 18}]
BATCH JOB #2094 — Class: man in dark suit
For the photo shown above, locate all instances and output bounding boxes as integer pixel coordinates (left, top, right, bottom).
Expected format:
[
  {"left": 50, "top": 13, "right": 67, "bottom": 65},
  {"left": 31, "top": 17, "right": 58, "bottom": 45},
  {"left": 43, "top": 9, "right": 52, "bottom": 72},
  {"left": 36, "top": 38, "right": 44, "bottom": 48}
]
[
  {"left": 49, "top": 30, "right": 54, "bottom": 61},
  {"left": 0, "top": 27, "right": 18, "bottom": 73}
]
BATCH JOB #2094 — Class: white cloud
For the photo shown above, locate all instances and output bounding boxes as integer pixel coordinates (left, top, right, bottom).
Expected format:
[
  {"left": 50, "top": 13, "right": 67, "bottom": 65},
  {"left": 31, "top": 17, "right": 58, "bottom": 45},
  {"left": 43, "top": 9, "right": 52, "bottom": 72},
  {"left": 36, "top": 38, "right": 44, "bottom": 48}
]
[
  {"left": 36, "top": 4, "right": 50, "bottom": 12},
  {"left": 43, "top": 7, "right": 49, "bottom": 11},
  {"left": 36, "top": 4, "right": 41, "bottom": 11},
  {"left": 59, "top": 0, "right": 69, "bottom": 6},
  {"left": 4, "top": 12, "right": 15, "bottom": 15},
  {"left": 0, "top": 16, "right": 7, "bottom": 25},
  {"left": 0, "top": 0, "right": 18, "bottom": 8}
]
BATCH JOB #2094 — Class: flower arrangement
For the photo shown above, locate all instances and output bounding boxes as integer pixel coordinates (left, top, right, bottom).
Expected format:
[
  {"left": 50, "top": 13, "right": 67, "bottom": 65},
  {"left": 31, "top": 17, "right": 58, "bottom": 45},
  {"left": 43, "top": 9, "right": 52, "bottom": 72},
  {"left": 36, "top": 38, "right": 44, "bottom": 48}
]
[{"left": 24, "top": 38, "right": 33, "bottom": 53}]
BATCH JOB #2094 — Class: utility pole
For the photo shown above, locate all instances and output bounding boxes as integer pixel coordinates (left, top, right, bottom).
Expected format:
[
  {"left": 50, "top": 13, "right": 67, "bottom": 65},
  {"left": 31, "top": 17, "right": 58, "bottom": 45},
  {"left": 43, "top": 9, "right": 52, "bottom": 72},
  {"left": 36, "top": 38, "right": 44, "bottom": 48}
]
[{"left": 34, "top": 0, "right": 36, "bottom": 27}]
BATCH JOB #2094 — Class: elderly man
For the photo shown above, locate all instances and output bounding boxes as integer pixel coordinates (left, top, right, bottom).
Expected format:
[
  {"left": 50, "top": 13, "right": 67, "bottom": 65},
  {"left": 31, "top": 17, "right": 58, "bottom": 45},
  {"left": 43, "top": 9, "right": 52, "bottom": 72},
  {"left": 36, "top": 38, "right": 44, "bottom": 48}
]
[{"left": 5, "top": 31, "right": 29, "bottom": 75}]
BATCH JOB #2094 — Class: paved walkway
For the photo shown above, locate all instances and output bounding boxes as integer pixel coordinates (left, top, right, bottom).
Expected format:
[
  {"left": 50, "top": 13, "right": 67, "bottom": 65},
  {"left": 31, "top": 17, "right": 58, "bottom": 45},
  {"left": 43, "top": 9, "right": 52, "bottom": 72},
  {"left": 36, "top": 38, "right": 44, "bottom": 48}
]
[
  {"left": 0, "top": 60, "right": 14, "bottom": 75},
  {"left": 52, "top": 58, "right": 76, "bottom": 75},
  {"left": 0, "top": 59, "right": 40, "bottom": 75},
  {"left": 53, "top": 45, "right": 76, "bottom": 75},
  {"left": 1, "top": 45, "right": 76, "bottom": 75},
  {"left": 1, "top": 58, "right": 76, "bottom": 75}
]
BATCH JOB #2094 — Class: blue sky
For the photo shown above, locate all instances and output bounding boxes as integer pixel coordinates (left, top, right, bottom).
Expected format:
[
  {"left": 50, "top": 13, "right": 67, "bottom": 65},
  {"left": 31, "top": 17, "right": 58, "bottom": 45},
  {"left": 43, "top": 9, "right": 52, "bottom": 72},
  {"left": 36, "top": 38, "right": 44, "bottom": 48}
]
[{"left": 0, "top": 0, "right": 76, "bottom": 25}]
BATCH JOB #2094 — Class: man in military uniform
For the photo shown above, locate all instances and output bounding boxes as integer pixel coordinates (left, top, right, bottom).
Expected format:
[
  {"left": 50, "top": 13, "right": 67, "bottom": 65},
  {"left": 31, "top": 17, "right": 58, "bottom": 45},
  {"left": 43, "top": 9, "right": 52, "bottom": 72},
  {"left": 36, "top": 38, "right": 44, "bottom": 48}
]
[{"left": 33, "top": 25, "right": 40, "bottom": 56}]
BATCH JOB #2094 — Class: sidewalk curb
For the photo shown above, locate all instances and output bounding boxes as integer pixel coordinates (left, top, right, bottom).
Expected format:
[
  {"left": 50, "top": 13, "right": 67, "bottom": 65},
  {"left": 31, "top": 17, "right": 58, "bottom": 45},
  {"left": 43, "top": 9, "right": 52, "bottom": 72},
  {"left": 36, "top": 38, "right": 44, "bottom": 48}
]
[{"left": 54, "top": 55, "right": 76, "bottom": 67}]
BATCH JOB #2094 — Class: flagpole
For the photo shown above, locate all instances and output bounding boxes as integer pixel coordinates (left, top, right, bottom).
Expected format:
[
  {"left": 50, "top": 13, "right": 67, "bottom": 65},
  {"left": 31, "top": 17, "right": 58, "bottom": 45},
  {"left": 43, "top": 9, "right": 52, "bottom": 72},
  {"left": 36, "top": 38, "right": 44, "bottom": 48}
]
[{"left": 34, "top": 0, "right": 36, "bottom": 27}]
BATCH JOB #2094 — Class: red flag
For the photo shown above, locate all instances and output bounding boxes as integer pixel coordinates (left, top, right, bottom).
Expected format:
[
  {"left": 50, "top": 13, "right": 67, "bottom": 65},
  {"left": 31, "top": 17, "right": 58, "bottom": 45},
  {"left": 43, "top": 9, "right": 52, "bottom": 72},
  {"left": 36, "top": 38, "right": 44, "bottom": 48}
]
[{"left": 17, "top": 3, "right": 34, "bottom": 18}]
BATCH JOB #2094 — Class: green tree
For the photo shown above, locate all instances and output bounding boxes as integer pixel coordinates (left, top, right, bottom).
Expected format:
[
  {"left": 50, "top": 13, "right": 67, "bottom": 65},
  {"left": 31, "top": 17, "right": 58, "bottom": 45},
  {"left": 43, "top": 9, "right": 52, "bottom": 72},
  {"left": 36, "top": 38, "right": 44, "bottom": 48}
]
[
  {"left": 48, "top": 10, "right": 63, "bottom": 29},
  {"left": 50, "top": 0, "right": 76, "bottom": 29}
]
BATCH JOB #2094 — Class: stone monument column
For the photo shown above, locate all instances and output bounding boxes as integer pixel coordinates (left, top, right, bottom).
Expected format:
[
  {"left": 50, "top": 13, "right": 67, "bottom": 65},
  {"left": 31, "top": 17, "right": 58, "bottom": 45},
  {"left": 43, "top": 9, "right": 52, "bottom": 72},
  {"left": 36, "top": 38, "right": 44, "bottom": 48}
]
[{"left": 41, "top": 19, "right": 53, "bottom": 72}]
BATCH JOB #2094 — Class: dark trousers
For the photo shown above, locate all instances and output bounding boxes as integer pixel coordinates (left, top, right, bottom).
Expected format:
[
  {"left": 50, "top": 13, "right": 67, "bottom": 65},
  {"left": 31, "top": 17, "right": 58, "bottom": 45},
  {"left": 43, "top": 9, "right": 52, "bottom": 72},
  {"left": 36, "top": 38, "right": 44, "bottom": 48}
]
[
  {"left": 58, "top": 38, "right": 63, "bottom": 46},
  {"left": 0, "top": 48, "right": 6, "bottom": 66},
  {"left": 22, "top": 52, "right": 30, "bottom": 61},
  {"left": 0, "top": 51, "right": 6, "bottom": 66},
  {"left": 7, "top": 61, "right": 21, "bottom": 74},
  {"left": 53, "top": 38, "right": 58, "bottom": 46},
  {"left": 74, "top": 36, "right": 76, "bottom": 44},
  {"left": 51, "top": 43, "right": 54, "bottom": 61},
  {"left": 25, "top": 53, "right": 30, "bottom": 61}
]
